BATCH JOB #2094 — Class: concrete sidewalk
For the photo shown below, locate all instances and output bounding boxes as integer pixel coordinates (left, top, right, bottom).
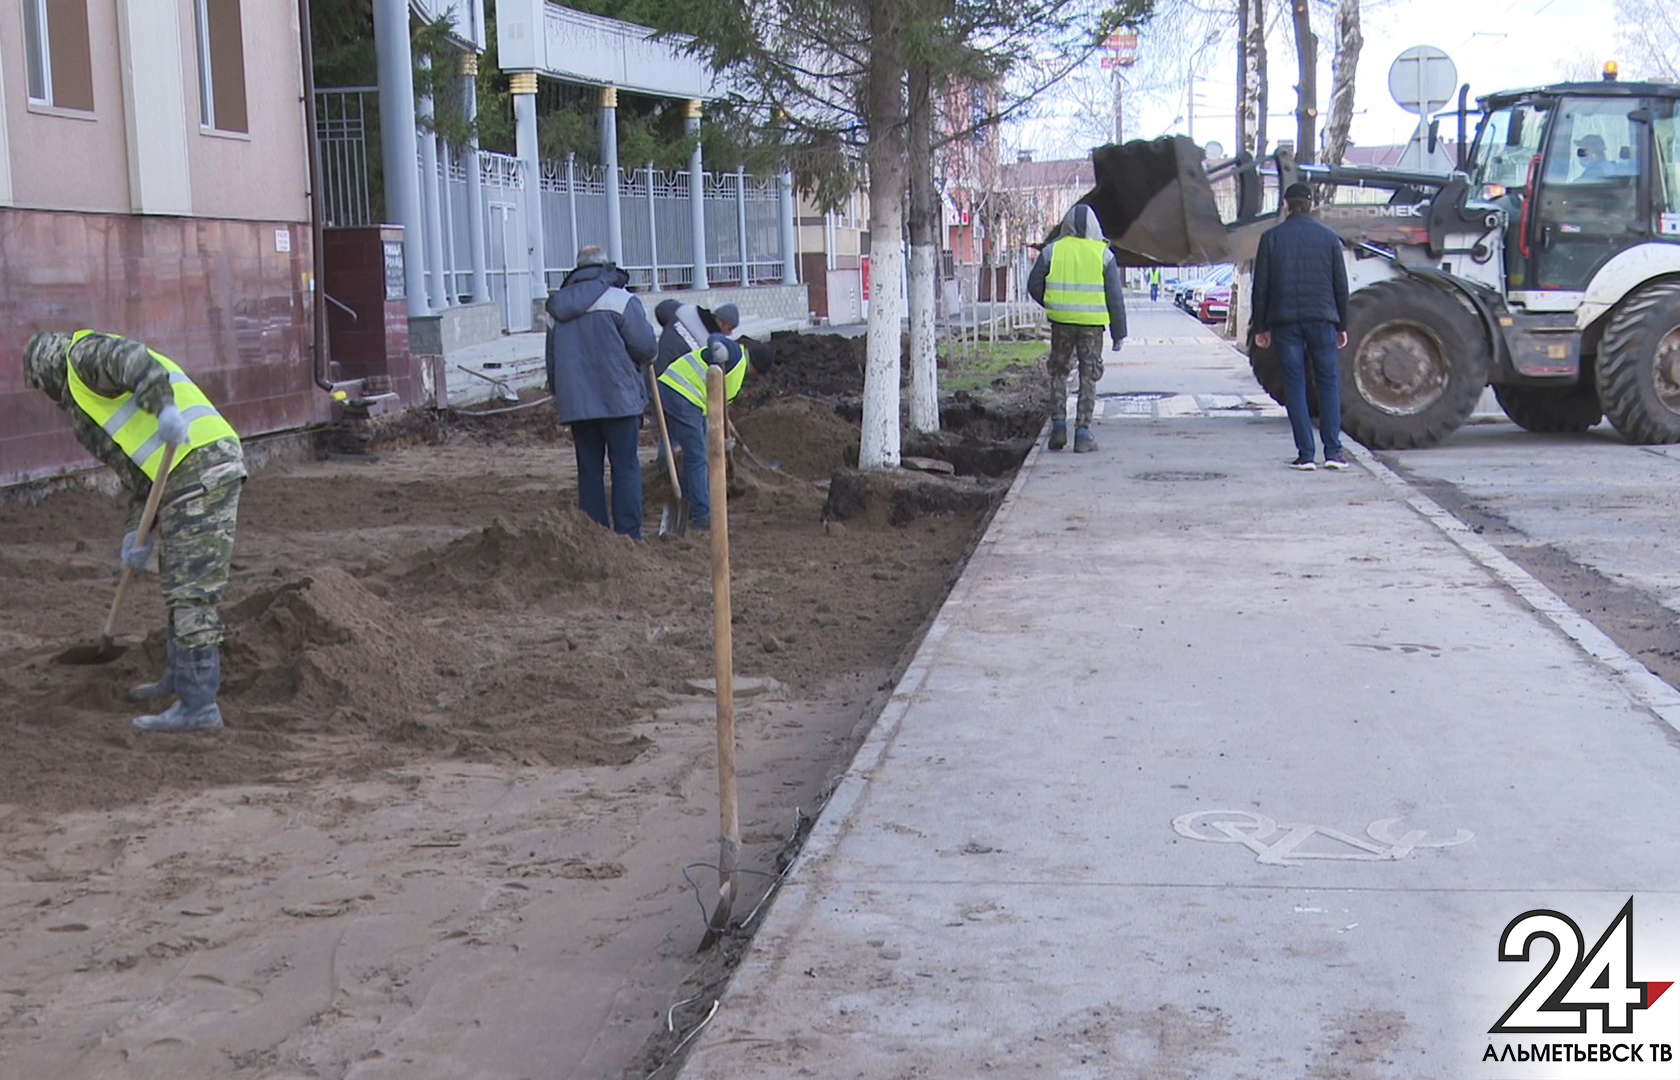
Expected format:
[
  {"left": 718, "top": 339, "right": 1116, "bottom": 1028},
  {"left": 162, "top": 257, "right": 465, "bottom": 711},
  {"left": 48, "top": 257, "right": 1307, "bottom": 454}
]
[{"left": 677, "top": 303, "right": 1680, "bottom": 1078}]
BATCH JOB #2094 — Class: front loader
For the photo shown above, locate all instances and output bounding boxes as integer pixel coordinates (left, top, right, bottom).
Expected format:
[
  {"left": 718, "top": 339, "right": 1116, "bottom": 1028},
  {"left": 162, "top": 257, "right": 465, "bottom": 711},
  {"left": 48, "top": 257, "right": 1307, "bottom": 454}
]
[{"left": 1076, "top": 73, "right": 1680, "bottom": 449}]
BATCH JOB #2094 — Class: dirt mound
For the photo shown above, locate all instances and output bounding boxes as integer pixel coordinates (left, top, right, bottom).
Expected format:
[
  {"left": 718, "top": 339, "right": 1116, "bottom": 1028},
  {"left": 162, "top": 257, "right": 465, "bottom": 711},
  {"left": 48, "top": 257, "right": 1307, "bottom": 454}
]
[
  {"left": 222, "top": 567, "right": 459, "bottom": 733},
  {"left": 734, "top": 397, "right": 858, "bottom": 480},
  {"left": 391, "top": 509, "right": 661, "bottom": 604},
  {"left": 738, "top": 332, "right": 866, "bottom": 406},
  {"left": 823, "top": 468, "right": 1006, "bottom": 527}
]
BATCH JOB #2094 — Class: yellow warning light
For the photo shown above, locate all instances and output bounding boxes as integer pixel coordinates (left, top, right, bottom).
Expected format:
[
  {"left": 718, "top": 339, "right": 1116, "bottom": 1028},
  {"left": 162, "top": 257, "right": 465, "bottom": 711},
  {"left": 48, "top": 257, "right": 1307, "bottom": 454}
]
[
  {"left": 1603, "top": 60, "right": 1619, "bottom": 82},
  {"left": 331, "top": 389, "right": 349, "bottom": 401}
]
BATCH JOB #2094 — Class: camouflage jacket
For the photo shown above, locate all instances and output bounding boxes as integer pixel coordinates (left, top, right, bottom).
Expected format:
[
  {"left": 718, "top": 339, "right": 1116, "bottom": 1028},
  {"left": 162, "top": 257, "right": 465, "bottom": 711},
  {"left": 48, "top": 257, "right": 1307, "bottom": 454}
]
[{"left": 32, "top": 332, "right": 246, "bottom": 532}]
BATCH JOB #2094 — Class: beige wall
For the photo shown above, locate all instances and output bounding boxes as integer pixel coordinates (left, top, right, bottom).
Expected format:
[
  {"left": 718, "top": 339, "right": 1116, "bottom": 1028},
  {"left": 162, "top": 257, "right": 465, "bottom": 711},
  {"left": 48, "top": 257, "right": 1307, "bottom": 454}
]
[
  {"left": 3, "top": 0, "right": 131, "bottom": 212},
  {"left": 0, "top": 0, "right": 306, "bottom": 222},
  {"left": 181, "top": 0, "right": 308, "bottom": 223}
]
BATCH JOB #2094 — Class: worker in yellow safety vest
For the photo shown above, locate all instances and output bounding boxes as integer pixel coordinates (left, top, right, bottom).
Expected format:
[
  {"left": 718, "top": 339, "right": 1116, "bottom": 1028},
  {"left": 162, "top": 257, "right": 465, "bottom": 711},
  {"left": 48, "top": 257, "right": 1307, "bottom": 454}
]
[
  {"left": 654, "top": 334, "right": 774, "bottom": 530},
  {"left": 1027, "top": 203, "right": 1127, "bottom": 453},
  {"left": 1148, "top": 266, "right": 1163, "bottom": 302},
  {"left": 23, "top": 330, "right": 246, "bottom": 734}
]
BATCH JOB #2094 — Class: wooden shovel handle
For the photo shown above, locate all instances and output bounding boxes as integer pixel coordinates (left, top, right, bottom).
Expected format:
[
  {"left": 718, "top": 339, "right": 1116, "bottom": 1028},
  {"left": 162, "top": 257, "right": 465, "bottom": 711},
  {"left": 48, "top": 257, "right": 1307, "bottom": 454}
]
[
  {"left": 101, "top": 441, "right": 178, "bottom": 640},
  {"left": 648, "top": 364, "right": 683, "bottom": 496},
  {"left": 706, "top": 365, "right": 739, "bottom": 892}
]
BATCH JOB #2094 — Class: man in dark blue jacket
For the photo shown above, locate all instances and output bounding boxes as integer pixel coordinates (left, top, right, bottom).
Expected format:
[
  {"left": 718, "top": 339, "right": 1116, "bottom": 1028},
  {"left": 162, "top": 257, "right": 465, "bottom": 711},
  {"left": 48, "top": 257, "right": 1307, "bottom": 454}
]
[
  {"left": 1252, "top": 182, "right": 1351, "bottom": 470},
  {"left": 546, "top": 246, "right": 658, "bottom": 538}
]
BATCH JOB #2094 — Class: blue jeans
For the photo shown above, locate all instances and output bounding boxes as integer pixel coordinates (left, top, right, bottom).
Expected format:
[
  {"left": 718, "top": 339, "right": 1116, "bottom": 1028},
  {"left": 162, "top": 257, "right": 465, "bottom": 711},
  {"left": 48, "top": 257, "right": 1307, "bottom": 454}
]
[
  {"left": 1150, "top": 283, "right": 1159, "bottom": 301},
  {"left": 1274, "top": 321, "right": 1342, "bottom": 460},
  {"left": 657, "top": 386, "right": 711, "bottom": 527},
  {"left": 571, "top": 415, "right": 643, "bottom": 539}
]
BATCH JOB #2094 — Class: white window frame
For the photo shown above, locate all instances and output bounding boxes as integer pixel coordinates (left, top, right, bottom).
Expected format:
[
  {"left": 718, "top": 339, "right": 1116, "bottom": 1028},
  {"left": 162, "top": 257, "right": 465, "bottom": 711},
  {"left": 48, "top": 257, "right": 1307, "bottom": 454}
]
[
  {"left": 192, "top": 0, "right": 217, "bottom": 129},
  {"left": 24, "top": 0, "right": 53, "bottom": 106}
]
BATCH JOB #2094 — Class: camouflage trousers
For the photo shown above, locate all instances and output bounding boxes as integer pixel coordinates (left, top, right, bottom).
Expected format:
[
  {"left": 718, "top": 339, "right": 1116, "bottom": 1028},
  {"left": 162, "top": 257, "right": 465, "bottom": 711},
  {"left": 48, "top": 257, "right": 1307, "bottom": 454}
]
[
  {"left": 158, "top": 477, "right": 242, "bottom": 650},
  {"left": 1047, "top": 323, "right": 1106, "bottom": 427}
]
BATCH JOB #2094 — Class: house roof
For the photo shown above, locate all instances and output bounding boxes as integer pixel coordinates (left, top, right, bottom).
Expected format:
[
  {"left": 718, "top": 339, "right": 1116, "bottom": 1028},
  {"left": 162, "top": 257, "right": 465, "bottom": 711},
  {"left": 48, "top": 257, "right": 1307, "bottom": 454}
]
[{"left": 999, "top": 158, "right": 1094, "bottom": 190}]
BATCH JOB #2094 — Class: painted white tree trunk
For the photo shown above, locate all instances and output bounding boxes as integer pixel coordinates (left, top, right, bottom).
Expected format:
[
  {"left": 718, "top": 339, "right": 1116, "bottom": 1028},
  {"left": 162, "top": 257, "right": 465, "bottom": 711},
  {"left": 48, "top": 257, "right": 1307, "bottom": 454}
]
[
  {"left": 859, "top": 0, "right": 905, "bottom": 470},
  {"left": 860, "top": 228, "right": 905, "bottom": 469},
  {"left": 907, "top": 242, "right": 939, "bottom": 434}
]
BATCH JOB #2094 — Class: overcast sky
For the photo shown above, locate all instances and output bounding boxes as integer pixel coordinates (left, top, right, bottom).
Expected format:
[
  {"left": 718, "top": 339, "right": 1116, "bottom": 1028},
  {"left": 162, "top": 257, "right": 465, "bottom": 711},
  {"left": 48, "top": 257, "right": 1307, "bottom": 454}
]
[{"left": 1006, "top": 0, "right": 1623, "bottom": 160}]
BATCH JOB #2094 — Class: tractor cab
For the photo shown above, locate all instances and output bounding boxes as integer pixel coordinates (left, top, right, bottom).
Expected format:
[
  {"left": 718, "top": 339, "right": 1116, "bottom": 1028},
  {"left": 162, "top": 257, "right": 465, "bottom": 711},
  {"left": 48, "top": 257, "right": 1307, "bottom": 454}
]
[{"left": 1469, "top": 78, "right": 1680, "bottom": 300}]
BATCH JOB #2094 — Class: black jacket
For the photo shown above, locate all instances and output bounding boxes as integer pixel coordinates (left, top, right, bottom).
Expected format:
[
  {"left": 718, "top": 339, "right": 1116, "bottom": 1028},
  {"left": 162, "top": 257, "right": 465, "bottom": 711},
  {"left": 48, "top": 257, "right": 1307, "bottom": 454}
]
[{"left": 1250, "top": 212, "right": 1349, "bottom": 333}]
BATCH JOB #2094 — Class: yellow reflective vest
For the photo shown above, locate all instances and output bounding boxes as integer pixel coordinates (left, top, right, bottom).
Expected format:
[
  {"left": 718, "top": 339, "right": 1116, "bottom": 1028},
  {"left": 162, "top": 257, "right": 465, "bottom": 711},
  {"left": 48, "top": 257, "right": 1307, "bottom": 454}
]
[
  {"left": 1043, "top": 236, "right": 1110, "bottom": 326},
  {"left": 62, "top": 330, "right": 238, "bottom": 480},
  {"left": 657, "top": 342, "right": 749, "bottom": 413}
]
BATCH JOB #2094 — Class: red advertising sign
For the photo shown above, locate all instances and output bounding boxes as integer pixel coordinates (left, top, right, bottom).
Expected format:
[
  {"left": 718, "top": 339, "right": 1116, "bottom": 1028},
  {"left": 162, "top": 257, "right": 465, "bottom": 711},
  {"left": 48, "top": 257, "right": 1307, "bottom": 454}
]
[{"left": 861, "top": 254, "right": 870, "bottom": 300}]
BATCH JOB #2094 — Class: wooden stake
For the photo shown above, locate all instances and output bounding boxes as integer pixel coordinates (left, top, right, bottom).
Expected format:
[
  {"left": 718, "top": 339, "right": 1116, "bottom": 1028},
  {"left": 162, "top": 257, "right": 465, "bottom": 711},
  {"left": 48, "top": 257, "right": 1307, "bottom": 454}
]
[{"left": 701, "top": 363, "right": 739, "bottom": 947}]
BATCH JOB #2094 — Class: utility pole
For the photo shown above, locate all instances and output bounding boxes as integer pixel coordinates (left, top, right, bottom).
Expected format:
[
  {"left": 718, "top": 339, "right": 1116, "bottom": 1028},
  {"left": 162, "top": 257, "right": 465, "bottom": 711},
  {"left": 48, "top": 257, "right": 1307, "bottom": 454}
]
[
  {"left": 1113, "top": 67, "right": 1124, "bottom": 143},
  {"left": 1187, "top": 71, "right": 1196, "bottom": 142}
]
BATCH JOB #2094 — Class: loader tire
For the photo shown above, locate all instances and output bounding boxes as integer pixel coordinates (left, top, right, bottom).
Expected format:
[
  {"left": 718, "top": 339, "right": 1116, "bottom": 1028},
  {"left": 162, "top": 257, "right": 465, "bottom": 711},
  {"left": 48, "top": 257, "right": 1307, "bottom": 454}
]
[
  {"left": 1248, "top": 335, "right": 1319, "bottom": 418},
  {"left": 1595, "top": 281, "right": 1680, "bottom": 444},
  {"left": 1492, "top": 383, "right": 1603, "bottom": 433},
  {"left": 1341, "top": 279, "right": 1488, "bottom": 449}
]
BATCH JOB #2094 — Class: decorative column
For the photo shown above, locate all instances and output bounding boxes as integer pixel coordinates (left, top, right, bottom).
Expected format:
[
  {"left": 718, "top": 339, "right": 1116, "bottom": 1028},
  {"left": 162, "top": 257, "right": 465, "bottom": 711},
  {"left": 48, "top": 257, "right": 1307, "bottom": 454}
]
[
  {"left": 511, "top": 71, "right": 547, "bottom": 295},
  {"left": 646, "top": 161, "right": 660, "bottom": 291},
  {"left": 417, "top": 56, "right": 450, "bottom": 310},
  {"left": 373, "top": 0, "right": 428, "bottom": 316},
  {"left": 736, "top": 165, "right": 750, "bottom": 286},
  {"left": 460, "top": 52, "right": 490, "bottom": 303},
  {"left": 600, "top": 86, "right": 624, "bottom": 266},
  {"left": 777, "top": 110, "right": 797, "bottom": 285},
  {"left": 686, "top": 98, "right": 707, "bottom": 290}
]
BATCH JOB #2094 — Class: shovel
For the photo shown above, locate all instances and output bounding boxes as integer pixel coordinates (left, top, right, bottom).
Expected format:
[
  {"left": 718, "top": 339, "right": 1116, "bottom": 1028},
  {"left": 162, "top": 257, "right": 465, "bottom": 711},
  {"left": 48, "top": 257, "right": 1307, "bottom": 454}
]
[
  {"left": 55, "top": 441, "right": 177, "bottom": 665},
  {"left": 699, "top": 364, "right": 740, "bottom": 951},
  {"left": 648, "top": 365, "right": 689, "bottom": 537}
]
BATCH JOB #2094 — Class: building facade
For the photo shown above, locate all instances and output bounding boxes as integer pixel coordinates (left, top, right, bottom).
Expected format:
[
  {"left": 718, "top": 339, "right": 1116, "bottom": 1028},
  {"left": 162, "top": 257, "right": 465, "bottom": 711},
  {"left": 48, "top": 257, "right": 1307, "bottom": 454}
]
[{"left": 1, "top": 0, "right": 319, "bottom": 486}]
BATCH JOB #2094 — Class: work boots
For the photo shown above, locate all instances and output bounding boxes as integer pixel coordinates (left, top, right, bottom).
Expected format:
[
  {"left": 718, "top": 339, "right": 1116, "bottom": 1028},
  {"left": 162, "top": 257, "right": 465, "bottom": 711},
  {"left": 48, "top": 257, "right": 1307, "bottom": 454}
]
[
  {"left": 128, "top": 636, "right": 177, "bottom": 702},
  {"left": 132, "top": 645, "right": 224, "bottom": 733},
  {"left": 1048, "top": 419, "right": 1068, "bottom": 450},
  {"left": 1073, "top": 426, "right": 1098, "bottom": 453}
]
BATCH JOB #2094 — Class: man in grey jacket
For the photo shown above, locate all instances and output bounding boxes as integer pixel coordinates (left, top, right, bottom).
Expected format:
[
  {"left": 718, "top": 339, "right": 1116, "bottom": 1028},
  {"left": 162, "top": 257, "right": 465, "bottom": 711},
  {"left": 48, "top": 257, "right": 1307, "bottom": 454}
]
[
  {"left": 1028, "top": 203, "right": 1127, "bottom": 453},
  {"left": 546, "top": 246, "right": 658, "bottom": 539}
]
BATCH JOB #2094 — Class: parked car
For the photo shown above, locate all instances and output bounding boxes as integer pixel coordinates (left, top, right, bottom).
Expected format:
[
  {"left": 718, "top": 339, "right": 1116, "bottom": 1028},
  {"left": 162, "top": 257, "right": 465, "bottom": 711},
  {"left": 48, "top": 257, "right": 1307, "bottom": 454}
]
[
  {"left": 1173, "top": 264, "right": 1234, "bottom": 314},
  {"left": 1198, "top": 285, "right": 1231, "bottom": 324}
]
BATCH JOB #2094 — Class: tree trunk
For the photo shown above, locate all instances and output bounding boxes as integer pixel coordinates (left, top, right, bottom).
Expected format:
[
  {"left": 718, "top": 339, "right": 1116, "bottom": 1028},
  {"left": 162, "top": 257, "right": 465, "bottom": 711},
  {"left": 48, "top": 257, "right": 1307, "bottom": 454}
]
[
  {"left": 1236, "top": 0, "right": 1250, "bottom": 154},
  {"left": 906, "top": 61, "right": 939, "bottom": 435},
  {"left": 860, "top": 0, "right": 907, "bottom": 470},
  {"left": 1251, "top": 0, "right": 1268, "bottom": 161},
  {"left": 1322, "top": 0, "right": 1362, "bottom": 168},
  {"left": 1292, "top": 0, "right": 1317, "bottom": 164}
]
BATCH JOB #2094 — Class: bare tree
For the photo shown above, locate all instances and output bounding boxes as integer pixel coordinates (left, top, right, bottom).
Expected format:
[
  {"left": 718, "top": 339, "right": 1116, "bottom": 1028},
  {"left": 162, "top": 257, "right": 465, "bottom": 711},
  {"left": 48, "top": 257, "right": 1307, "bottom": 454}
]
[
  {"left": 1320, "top": 0, "right": 1360, "bottom": 166},
  {"left": 1290, "top": 0, "right": 1316, "bottom": 162},
  {"left": 1614, "top": 0, "right": 1677, "bottom": 81},
  {"left": 906, "top": 58, "right": 940, "bottom": 436}
]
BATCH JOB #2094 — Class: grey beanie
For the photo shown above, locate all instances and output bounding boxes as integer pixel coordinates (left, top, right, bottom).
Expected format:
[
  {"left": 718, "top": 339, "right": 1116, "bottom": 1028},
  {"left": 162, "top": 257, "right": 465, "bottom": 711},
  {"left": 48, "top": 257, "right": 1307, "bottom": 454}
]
[{"left": 714, "top": 303, "right": 740, "bottom": 328}]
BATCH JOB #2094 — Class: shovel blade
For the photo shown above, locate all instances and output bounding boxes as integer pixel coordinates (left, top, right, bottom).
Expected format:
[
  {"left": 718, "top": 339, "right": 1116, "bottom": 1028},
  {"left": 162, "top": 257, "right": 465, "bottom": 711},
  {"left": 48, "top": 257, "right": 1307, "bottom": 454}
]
[{"left": 53, "top": 636, "right": 127, "bottom": 666}]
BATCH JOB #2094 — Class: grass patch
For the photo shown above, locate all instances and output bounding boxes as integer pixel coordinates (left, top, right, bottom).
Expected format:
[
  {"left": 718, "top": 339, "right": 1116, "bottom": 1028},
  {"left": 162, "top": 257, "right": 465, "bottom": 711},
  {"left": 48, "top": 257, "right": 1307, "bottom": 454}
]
[{"left": 939, "top": 340, "right": 1047, "bottom": 391}]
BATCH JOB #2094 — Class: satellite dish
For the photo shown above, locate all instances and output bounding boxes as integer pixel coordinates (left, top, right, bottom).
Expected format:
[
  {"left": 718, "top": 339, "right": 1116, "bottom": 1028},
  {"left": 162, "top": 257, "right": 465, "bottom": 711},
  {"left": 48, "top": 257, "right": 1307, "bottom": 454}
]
[
  {"left": 1204, "top": 140, "right": 1226, "bottom": 161},
  {"left": 1388, "top": 45, "right": 1458, "bottom": 115}
]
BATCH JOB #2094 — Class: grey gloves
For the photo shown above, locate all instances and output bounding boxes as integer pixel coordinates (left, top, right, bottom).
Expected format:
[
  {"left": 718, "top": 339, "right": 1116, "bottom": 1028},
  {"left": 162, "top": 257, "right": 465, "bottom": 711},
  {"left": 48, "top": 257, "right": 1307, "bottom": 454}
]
[
  {"left": 157, "top": 403, "right": 188, "bottom": 445},
  {"left": 120, "top": 529, "right": 154, "bottom": 571}
]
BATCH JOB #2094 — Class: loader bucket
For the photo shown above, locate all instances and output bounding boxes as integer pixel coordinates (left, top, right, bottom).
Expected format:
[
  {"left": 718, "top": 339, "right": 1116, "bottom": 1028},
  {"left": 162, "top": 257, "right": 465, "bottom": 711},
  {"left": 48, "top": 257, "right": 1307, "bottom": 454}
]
[{"left": 1068, "top": 136, "right": 1272, "bottom": 267}]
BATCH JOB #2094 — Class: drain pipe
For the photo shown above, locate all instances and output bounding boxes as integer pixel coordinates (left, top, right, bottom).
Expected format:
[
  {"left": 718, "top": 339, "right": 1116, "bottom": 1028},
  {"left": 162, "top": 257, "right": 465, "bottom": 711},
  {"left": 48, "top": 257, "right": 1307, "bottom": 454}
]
[{"left": 297, "top": 0, "right": 335, "bottom": 392}]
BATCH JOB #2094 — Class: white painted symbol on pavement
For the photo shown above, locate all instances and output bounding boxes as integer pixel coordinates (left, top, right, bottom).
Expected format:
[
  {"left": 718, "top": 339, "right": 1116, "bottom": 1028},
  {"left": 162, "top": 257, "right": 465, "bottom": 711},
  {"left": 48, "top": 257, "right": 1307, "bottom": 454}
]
[{"left": 1172, "top": 810, "right": 1473, "bottom": 866}]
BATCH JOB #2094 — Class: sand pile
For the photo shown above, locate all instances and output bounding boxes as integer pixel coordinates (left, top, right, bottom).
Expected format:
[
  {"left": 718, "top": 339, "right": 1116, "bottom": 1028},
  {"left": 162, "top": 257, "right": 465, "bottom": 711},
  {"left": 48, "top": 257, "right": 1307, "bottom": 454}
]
[
  {"left": 393, "top": 510, "right": 660, "bottom": 602},
  {"left": 733, "top": 397, "right": 858, "bottom": 481},
  {"left": 222, "top": 566, "right": 459, "bottom": 735},
  {"left": 737, "top": 332, "right": 866, "bottom": 407}
]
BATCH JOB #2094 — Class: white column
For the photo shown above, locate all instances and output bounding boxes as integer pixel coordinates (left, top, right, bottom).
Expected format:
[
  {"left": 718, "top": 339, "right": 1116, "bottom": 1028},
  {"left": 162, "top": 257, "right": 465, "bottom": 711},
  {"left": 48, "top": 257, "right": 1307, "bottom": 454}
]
[
  {"left": 512, "top": 71, "right": 546, "bottom": 295},
  {"left": 374, "top": 0, "right": 429, "bottom": 316},
  {"left": 460, "top": 54, "right": 490, "bottom": 303},
  {"left": 645, "top": 161, "right": 660, "bottom": 291},
  {"left": 736, "top": 165, "right": 749, "bottom": 285},
  {"left": 115, "top": 0, "right": 192, "bottom": 214},
  {"left": 600, "top": 86, "right": 623, "bottom": 266},
  {"left": 686, "top": 99, "right": 707, "bottom": 289},
  {"left": 417, "top": 57, "right": 450, "bottom": 309}
]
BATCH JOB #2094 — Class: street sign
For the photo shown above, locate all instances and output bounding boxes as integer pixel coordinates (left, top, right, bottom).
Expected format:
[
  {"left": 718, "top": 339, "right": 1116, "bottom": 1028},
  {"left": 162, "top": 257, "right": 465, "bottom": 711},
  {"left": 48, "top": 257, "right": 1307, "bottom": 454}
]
[{"left": 1388, "top": 45, "right": 1457, "bottom": 116}]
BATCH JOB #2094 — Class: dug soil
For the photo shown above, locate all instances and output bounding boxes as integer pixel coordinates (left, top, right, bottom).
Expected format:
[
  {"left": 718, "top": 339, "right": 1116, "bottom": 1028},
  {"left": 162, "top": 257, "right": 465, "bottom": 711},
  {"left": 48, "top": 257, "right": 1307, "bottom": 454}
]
[{"left": 0, "top": 332, "right": 1047, "bottom": 1079}]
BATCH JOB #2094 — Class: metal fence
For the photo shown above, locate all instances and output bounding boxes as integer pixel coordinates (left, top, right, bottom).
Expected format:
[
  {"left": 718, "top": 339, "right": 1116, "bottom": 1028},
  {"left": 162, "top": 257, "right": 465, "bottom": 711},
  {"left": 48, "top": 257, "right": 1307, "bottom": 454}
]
[
  {"left": 315, "top": 87, "right": 379, "bottom": 227},
  {"left": 315, "top": 87, "right": 790, "bottom": 328}
]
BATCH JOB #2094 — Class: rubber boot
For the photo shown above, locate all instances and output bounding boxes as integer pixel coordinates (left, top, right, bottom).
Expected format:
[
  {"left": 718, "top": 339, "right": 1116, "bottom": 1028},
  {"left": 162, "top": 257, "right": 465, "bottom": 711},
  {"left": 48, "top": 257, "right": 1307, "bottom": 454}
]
[
  {"left": 132, "top": 645, "right": 224, "bottom": 733},
  {"left": 1073, "top": 426, "right": 1097, "bottom": 453},
  {"left": 1048, "top": 419, "right": 1067, "bottom": 451},
  {"left": 128, "top": 636, "right": 177, "bottom": 702}
]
